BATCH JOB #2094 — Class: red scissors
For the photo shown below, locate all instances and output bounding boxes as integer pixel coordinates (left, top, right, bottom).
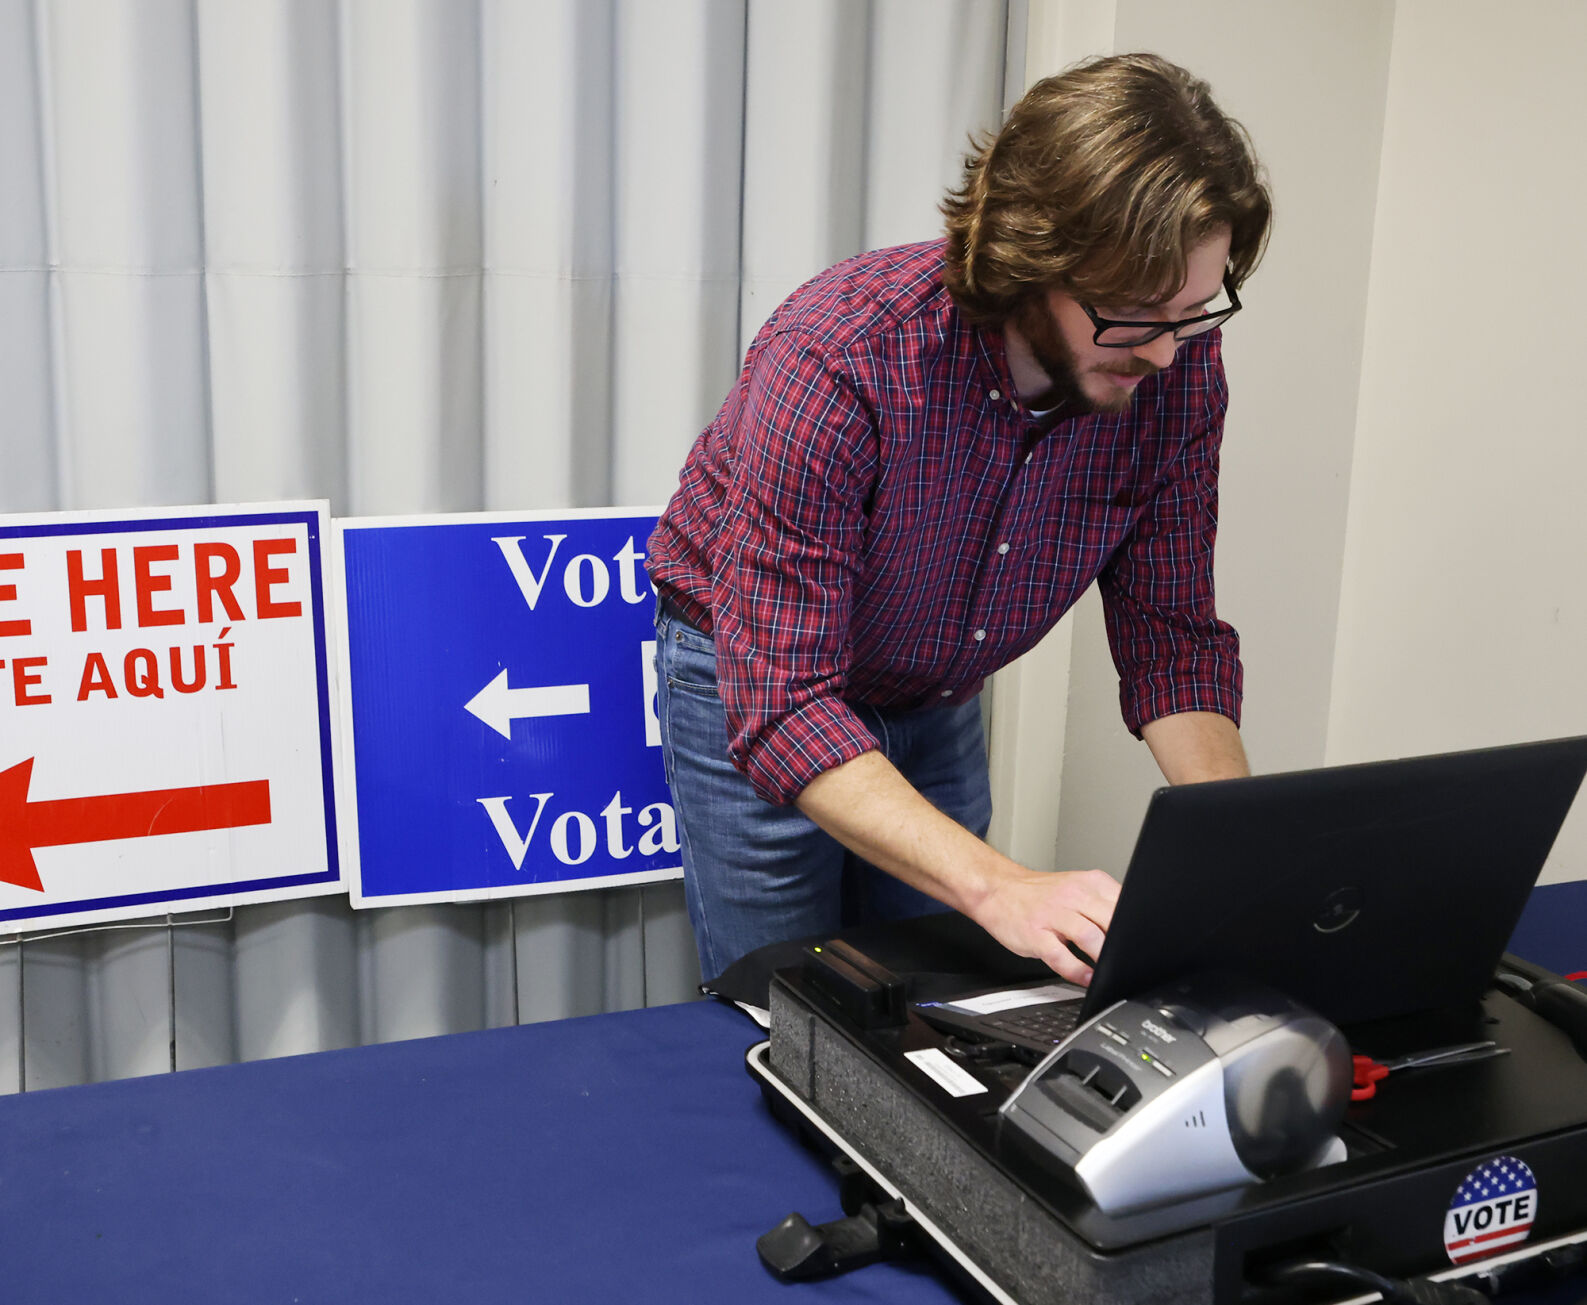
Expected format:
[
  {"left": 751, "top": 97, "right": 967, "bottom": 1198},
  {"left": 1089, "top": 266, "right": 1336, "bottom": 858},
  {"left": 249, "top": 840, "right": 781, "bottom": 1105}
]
[{"left": 1351, "top": 1041, "right": 1509, "bottom": 1101}]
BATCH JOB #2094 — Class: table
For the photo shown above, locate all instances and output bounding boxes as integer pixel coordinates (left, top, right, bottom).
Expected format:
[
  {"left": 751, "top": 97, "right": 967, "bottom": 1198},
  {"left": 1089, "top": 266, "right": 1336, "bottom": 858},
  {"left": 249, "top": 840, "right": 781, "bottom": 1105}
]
[
  {"left": 5, "top": 997, "right": 1584, "bottom": 1305},
  {"left": 0, "top": 1000, "right": 965, "bottom": 1304}
]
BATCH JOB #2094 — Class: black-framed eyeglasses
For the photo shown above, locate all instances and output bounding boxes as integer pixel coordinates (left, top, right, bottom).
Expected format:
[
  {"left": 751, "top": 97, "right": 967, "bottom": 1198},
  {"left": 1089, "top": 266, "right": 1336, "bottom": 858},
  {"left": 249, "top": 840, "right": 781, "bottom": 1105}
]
[{"left": 1079, "top": 275, "right": 1241, "bottom": 348}]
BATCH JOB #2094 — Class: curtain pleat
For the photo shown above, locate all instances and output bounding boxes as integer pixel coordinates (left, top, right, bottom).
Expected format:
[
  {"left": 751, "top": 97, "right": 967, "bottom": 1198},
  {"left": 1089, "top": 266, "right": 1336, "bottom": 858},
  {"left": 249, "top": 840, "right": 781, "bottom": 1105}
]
[
  {"left": 481, "top": 0, "right": 615, "bottom": 512},
  {"left": 199, "top": 0, "right": 346, "bottom": 507},
  {"left": 609, "top": 0, "right": 746, "bottom": 506},
  {"left": 739, "top": 0, "right": 869, "bottom": 352},
  {"left": 0, "top": 0, "right": 56, "bottom": 514},
  {"left": 0, "top": 0, "right": 1013, "bottom": 1089},
  {"left": 46, "top": 0, "right": 210, "bottom": 507},
  {"left": 864, "top": 0, "right": 1009, "bottom": 249}
]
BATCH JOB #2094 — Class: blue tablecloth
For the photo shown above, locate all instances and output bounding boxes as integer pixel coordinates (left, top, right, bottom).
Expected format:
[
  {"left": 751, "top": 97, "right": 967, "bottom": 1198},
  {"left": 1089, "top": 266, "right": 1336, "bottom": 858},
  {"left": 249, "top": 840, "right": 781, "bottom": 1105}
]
[
  {"left": 5, "top": 997, "right": 1584, "bottom": 1304},
  {"left": 0, "top": 1000, "right": 964, "bottom": 1304}
]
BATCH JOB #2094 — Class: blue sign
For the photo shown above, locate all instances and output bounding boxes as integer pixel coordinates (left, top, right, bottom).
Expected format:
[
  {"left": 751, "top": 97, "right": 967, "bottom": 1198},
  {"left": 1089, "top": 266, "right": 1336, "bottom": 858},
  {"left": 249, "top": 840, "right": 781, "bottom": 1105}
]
[{"left": 337, "top": 510, "right": 678, "bottom": 905}]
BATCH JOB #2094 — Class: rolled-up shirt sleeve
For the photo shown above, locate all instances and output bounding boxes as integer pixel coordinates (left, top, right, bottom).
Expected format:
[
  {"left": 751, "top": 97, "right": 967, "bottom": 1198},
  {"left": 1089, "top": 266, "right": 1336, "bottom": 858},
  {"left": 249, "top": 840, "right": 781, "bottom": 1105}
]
[
  {"left": 711, "top": 330, "right": 882, "bottom": 805},
  {"left": 1099, "top": 366, "right": 1244, "bottom": 736}
]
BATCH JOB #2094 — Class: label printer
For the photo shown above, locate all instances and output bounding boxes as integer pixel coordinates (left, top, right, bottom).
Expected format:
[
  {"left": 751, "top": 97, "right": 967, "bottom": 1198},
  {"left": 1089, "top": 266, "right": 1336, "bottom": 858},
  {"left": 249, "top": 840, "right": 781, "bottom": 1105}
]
[{"left": 998, "top": 972, "right": 1352, "bottom": 1215}]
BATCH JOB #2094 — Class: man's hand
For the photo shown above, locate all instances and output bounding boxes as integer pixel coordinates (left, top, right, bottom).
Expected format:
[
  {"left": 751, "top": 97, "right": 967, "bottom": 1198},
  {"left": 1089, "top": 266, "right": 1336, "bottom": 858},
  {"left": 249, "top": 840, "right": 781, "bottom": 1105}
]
[
  {"left": 970, "top": 866, "right": 1120, "bottom": 986},
  {"left": 796, "top": 750, "right": 1119, "bottom": 983}
]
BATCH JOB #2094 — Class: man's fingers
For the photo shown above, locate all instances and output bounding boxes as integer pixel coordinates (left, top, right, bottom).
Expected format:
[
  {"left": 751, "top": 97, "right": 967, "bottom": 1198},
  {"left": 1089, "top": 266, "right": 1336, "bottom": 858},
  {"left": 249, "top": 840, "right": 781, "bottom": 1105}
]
[
  {"left": 976, "top": 865, "right": 1120, "bottom": 985},
  {"left": 1073, "top": 868, "right": 1121, "bottom": 930},
  {"left": 1046, "top": 870, "right": 1113, "bottom": 958},
  {"left": 1040, "top": 940, "right": 1094, "bottom": 987},
  {"left": 1064, "top": 916, "right": 1107, "bottom": 967}
]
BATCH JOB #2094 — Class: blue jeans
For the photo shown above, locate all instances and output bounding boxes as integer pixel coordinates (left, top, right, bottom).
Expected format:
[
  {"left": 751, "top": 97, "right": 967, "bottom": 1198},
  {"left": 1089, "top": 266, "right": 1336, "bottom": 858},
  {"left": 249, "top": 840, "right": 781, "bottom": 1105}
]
[{"left": 654, "top": 602, "right": 993, "bottom": 981}]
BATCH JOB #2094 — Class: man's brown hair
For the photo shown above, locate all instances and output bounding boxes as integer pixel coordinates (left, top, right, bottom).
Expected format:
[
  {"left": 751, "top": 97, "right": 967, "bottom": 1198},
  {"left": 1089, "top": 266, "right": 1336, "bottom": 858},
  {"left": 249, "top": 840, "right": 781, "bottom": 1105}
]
[{"left": 942, "top": 53, "right": 1271, "bottom": 323}]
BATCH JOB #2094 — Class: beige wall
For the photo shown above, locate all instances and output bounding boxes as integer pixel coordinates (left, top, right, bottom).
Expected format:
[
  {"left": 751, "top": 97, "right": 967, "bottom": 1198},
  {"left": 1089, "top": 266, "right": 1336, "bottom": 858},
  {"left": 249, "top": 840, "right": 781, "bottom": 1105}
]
[{"left": 1327, "top": 2, "right": 1587, "bottom": 884}]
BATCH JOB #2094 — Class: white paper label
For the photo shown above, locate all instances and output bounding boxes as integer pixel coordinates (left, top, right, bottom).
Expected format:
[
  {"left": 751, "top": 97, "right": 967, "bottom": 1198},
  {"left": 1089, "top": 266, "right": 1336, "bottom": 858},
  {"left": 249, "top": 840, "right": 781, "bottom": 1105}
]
[
  {"left": 945, "top": 983, "right": 1084, "bottom": 1015},
  {"left": 905, "top": 1048, "right": 989, "bottom": 1098}
]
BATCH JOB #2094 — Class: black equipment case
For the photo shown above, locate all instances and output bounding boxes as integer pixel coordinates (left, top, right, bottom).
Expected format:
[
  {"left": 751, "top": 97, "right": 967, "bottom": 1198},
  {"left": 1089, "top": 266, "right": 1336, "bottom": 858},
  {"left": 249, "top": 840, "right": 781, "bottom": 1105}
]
[{"left": 747, "top": 929, "right": 1587, "bottom": 1305}]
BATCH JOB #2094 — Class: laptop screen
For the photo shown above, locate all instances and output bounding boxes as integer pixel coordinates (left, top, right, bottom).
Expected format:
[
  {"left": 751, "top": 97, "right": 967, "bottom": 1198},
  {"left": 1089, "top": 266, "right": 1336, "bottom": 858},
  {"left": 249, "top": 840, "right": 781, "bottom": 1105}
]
[{"left": 1080, "top": 735, "right": 1587, "bottom": 1025}]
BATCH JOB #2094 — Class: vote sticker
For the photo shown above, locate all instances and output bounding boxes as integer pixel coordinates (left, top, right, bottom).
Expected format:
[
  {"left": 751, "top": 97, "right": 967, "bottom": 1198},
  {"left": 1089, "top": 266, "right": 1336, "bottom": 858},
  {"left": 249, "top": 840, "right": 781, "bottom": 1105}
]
[{"left": 1444, "top": 1155, "right": 1538, "bottom": 1264}]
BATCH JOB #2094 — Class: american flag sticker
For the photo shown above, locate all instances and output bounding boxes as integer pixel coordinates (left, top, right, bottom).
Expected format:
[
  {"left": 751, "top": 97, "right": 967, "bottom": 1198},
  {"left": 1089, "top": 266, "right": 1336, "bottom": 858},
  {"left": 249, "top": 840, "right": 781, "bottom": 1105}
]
[{"left": 1443, "top": 1155, "right": 1539, "bottom": 1264}]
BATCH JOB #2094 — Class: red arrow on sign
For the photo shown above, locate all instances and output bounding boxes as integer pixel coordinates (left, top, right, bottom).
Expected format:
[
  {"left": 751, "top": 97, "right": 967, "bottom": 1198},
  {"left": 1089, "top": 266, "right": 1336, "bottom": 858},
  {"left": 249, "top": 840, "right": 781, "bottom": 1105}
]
[{"left": 0, "top": 758, "right": 272, "bottom": 893}]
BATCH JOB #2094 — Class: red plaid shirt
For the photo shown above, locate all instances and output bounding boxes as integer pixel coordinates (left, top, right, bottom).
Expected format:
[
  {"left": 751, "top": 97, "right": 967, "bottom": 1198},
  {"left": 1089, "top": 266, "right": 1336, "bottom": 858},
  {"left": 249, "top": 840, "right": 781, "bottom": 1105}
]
[{"left": 647, "top": 241, "right": 1241, "bottom": 805}]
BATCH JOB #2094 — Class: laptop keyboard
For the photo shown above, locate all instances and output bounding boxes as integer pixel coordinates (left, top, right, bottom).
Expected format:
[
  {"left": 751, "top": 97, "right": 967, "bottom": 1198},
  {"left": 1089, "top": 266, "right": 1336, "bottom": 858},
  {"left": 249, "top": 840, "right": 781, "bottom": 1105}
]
[{"left": 981, "top": 1003, "right": 1081, "bottom": 1045}]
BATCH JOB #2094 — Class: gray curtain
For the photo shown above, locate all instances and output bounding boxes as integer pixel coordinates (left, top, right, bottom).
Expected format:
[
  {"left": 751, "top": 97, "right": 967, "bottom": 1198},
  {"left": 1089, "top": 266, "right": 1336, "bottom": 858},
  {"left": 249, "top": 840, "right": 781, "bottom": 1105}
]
[{"left": 0, "top": 0, "right": 1016, "bottom": 1090}]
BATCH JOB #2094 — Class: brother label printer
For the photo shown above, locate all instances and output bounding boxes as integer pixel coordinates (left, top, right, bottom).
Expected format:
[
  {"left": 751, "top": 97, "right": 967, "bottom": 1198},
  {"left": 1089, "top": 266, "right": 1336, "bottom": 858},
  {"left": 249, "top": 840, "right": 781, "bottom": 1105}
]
[{"left": 999, "top": 973, "right": 1352, "bottom": 1214}]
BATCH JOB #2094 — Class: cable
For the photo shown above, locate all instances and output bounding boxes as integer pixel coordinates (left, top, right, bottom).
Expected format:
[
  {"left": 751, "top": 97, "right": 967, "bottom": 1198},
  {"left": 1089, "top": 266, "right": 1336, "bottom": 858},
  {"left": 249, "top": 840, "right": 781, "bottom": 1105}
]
[
  {"left": 1467, "top": 1240, "right": 1587, "bottom": 1300},
  {"left": 1263, "top": 1258, "right": 1489, "bottom": 1305}
]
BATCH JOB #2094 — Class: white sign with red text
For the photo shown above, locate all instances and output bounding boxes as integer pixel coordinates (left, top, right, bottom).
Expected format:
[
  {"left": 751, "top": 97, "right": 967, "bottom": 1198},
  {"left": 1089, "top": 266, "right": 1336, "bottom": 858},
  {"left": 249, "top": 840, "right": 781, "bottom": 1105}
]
[{"left": 0, "top": 503, "right": 341, "bottom": 933}]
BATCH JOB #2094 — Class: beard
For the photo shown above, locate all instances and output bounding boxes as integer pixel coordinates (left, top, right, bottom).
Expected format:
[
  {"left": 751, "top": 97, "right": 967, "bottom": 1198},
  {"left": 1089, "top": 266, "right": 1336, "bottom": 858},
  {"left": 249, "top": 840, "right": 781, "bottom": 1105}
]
[{"left": 1008, "top": 297, "right": 1156, "bottom": 416}]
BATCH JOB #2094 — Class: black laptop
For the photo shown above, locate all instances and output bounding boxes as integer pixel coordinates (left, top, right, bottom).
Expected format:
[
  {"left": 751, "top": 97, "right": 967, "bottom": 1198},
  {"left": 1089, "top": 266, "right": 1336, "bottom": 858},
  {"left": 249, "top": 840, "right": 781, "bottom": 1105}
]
[{"left": 915, "top": 735, "right": 1587, "bottom": 1053}]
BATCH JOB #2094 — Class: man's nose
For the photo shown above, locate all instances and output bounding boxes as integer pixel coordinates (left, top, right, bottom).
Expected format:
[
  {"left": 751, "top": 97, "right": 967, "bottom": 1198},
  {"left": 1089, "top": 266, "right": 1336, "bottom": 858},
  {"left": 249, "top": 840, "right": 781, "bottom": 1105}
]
[{"left": 1134, "top": 331, "right": 1180, "bottom": 371}]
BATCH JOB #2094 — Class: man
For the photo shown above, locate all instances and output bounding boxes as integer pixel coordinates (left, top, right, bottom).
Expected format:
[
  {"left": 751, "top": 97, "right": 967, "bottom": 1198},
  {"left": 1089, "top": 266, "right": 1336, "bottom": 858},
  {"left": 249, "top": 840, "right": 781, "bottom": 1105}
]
[{"left": 647, "top": 53, "right": 1270, "bottom": 985}]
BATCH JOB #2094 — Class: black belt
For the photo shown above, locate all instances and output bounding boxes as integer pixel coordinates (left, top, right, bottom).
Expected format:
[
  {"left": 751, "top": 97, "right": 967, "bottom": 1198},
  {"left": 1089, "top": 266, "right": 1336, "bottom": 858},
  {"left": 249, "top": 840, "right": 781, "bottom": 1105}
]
[{"left": 658, "top": 592, "right": 707, "bottom": 634}]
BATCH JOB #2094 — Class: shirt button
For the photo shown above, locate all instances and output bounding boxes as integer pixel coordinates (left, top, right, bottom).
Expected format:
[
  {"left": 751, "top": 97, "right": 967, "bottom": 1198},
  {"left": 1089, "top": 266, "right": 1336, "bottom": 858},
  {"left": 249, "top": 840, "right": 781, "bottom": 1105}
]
[
  {"left": 1024, "top": 452, "right": 1033, "bottom": 465},
  {"left": 973, "top": 629, "right": 986, "bottom": 642},
  {"left": 997, "top": 542, "right": 1010, "bottom": 555},
  {"left": 988, "top": 389, "right": 1001, "bottom": 401},
  {"left": 940, "top": 689, "right": 954, "bottom": 698}
]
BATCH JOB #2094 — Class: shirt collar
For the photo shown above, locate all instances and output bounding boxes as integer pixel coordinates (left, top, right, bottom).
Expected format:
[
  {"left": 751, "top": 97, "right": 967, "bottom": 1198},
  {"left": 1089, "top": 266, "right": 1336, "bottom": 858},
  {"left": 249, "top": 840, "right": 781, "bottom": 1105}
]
[
  {"left": 973, "top": 320, "right": 1090, "bottom": 432},
  {"left": 971, "top": 320, "right": 1021, "bottom": 405}
]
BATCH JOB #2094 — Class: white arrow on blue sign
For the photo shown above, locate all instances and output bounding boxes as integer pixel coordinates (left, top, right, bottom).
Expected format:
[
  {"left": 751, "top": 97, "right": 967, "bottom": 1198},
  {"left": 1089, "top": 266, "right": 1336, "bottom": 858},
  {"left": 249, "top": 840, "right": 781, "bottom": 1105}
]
[
  {"left": 464, "top": 670, "right": 591, "bottom": 738},
  {"left": 334, "top": 509, "right": 679, "bottom": 906}
]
